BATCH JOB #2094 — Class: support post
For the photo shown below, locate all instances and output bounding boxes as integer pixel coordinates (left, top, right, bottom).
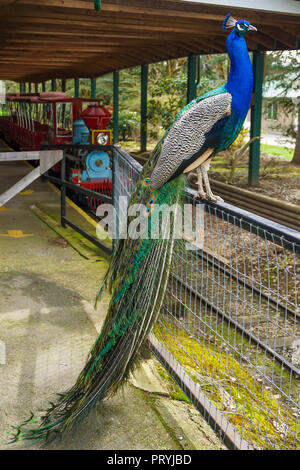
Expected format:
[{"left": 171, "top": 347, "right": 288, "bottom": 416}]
[
  {"left": 61, "top": 152, "right": 66, "bottom": 228},
  {"left": 42, "top": 82, "right": 46, "bottom": 121},
  {"left": 140, "top": 64, "right": 148, "bottom": 152},
  {"left": 74, "top": 78, "right": 79, "bottom": 98},
  {"left": 249, "top": 50, "right": 264, "bottom": 185},
  {"left": 113, "top": 71, "right": 119, "bottom": 144},
  {"left": 187, "top": 54, "right": 197, "bottom": 103},
  {"left": 91, "top": 78, "right": 96, "bottom": 99},
  {"left": 28, "top": 83, "right": 32, "bottom": 93},
  {"left": 34, "top": 83, "right": 39, "bottom": 119},
  {"left": 61, "top": 79, "right": 66, "bottom": 124},
  {"left": 51, "top": 79, "right": 56, "bottom": 92},
  {"left": 111, "top": 147, "right": 118, "bottom": 248}
]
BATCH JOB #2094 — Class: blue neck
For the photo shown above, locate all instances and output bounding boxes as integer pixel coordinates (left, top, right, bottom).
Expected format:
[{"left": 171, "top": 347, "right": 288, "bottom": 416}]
[{"left": 225, "top": 30, "right": 253, "bottom": 118}]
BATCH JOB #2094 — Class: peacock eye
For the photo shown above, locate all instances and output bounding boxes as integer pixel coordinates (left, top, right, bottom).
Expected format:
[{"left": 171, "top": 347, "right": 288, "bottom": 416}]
[{"left": 237, "top": 24, "right": 244, "bottom": 31}]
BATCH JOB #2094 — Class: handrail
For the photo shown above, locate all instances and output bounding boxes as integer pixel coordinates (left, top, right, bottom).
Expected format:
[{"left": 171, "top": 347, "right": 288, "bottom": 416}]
[{"left": 116, "top": 147, "right": 300, "bottom": 249}]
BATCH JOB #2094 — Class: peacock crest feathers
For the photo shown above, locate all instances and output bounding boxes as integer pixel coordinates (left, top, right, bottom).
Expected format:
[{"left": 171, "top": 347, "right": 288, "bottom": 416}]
[{"left": 222, "top": 13, "right": 237, "bottom": 31}]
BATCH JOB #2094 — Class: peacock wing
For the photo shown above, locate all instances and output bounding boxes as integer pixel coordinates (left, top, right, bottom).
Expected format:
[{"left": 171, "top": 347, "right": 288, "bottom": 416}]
[{"left": 150, "top": 92, "right": 232, "bottom": 189}]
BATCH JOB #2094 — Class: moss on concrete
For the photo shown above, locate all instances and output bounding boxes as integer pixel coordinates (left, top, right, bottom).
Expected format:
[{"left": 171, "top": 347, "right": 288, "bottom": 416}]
[{"left": 153, "top": 320, "right": 300, "bottom": 450}]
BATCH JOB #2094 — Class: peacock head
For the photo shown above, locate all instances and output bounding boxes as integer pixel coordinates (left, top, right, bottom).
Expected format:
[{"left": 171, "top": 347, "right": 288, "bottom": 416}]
[{"left": 223, "top": 13, "right": 257, "bottom": 37}]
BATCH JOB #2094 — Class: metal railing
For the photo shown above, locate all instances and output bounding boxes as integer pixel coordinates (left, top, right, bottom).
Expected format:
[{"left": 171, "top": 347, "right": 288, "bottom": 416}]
[
  {"left": 112, "top": 147, "right": 300, "bottom": 450},
  {"left": 42, "top": 143, "right": 114, "bottom": 255},
  {"left": 41, "top": 144, "right": 300, "bottom": 449},
  {"left": 0, "top": 149, "right": 63, "bottom": 207}
]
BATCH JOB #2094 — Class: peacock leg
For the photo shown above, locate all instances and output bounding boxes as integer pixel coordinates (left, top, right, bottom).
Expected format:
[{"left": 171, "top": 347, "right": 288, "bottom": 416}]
[
  {"left": 201, "top": 160, "right": 224, "bottom": 203},
  {"left": 194, "top": 165, "right": 207, "bottom": 199}
]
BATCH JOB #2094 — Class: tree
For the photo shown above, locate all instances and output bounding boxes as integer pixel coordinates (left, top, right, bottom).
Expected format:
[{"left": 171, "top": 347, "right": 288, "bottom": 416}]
[
  {"left": 147, "top": 59, "right": 187, "bottom": 138},
  {"left": 108, "top": 110, "right": 140, "bottom": 141},
  {"left": 264, "top": 51, "right": 300, "bottom": 165},
  {"left": 147, "top": 54, "right": 229, "bottom": 139}
]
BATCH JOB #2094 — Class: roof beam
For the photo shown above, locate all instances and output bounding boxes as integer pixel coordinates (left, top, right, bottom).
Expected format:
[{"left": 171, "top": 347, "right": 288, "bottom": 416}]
[{"left": 0, "top": 0, "right": 298, "bottom": 82}]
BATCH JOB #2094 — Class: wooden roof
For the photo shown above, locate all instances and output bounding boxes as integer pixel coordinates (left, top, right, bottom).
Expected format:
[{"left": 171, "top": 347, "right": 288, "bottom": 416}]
[{"left": 0, "top": 0, "right": 299, "bottom": 82}]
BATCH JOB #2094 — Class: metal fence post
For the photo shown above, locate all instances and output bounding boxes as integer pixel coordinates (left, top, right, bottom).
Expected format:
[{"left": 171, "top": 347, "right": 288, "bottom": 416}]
[
  {"left": 91, "top": 78, "right": 96, "bottom": 99},
  {"left": 42, "top": 82, "right": 46, "bottom": 122},
  {"left": 112, "top": 146, "right": 120, "bottom": 246},
  {"left": 75, "top": 78, "right": 79, "bottom": 98},
  {"left": 113, "top": 71, "right": 119, "bottom": 144},
  {"left": 61, "top": 152, "right": 66, "bottom": 228},
  {"left": 249, "top": 50, "right": 264, "bottom": 185},
  {"left": 140, "top": 64, "right": 148, "bottom": 152},
  {"left": 187, "top": 54, "right": 197, "bottom": 103}
]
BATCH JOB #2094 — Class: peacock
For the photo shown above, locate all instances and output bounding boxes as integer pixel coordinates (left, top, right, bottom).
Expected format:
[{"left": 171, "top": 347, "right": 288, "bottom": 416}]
[{"left": 10, "top": 14, "right": 256, "bottom": 444}]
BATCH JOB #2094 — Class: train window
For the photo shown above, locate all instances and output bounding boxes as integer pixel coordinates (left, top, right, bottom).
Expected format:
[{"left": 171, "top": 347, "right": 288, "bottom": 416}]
[
  {"left": 46, "top": 103, "right": 53, "bottom": 127},
  {"left": 0, "top": 102, "right": 10, "bottom": 117},
  {"left": 56, "top": 102, "right": 73, "bottom": 136}
]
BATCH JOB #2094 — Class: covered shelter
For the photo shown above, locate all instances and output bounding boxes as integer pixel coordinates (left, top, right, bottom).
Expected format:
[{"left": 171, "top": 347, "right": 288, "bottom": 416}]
[
  {"left": 0, "top": 2, "right": 300, "bottom": 452},
  {"left": 0, "top": 0, "right": 300, "bottom": 182}
]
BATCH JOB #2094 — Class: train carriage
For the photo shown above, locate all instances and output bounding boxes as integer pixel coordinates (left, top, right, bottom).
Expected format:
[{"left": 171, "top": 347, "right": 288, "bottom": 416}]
[{"left": 0, "top": 92, "right": 113, "bottom": 209}]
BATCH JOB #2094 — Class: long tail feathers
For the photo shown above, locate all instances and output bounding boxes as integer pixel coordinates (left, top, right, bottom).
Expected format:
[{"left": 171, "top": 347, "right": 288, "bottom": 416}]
[{"left": 10, "top": 144, "right": 185, "bottom": 444}]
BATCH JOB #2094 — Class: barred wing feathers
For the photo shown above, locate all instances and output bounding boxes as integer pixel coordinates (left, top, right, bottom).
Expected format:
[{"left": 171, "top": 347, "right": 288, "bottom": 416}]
[{"left": 151, "top": 91, "right": 232, "bottom": 189}]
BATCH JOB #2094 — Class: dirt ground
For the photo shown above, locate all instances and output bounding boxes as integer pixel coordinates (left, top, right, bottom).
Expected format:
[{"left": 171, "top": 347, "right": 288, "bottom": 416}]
[{"left": 209, "top": 152, "right": 300, "bottom": 206}]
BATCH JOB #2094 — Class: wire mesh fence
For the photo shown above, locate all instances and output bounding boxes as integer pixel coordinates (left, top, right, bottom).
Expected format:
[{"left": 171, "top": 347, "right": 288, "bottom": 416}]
[{"left": 112, "top": 146, "right": 300, "bottom": 450}]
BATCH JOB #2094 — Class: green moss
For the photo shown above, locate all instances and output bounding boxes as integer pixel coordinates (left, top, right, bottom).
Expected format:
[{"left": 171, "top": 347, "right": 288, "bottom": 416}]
[
  {"left": 170, "top": 388, "right": 190, "bottom": 404},
  {"left": 153, "top": 319, "right": 300, "bottom": 450},
  {"left": 155, "top": 363, "right": 190, "bottom": 404},
  {"left": 136, "top": 389, "right": 182, "bottom": 450}
]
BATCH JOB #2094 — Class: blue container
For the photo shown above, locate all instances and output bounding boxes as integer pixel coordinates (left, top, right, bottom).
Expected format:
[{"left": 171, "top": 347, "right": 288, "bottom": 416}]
[
  {"left": 81, "top": 151, "right": 112, "bottom": 181},
  {"left": 73, "top": 119, "right": 89, "bottom": 144}
]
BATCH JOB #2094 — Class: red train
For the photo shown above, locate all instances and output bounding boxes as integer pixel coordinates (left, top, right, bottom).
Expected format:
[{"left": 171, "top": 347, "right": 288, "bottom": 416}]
[{"left": 0, "top": 92, "right": 113, "bottom": 208}]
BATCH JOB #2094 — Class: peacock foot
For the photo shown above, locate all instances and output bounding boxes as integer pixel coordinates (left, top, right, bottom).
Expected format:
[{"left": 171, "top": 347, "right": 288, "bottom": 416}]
[
  {"left": 206, "top": 193, "right": 224, "bottom": 203},
  {"left": 194, "top": 189, "right": 207, "bottom": 200}
]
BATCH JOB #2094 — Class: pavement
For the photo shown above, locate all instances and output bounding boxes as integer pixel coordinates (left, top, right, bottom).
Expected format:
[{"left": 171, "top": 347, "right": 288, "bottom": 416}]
[
  {"left": 0, "top": 160, "right": 223, "bottom": 450},
  {"left": 243, "top": 123, "right": 295, "bottom": 149}
]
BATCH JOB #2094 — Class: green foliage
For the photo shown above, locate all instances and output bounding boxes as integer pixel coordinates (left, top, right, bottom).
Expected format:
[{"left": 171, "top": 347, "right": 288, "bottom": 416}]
[
  {"left": 264, "top": 51, "right": 300, "bottom": 163},
  {"left": 147, "top": 55, "right": 229, "bottom": 138},
  {"left": 108, "top": 109, "right": 140, "bottom": 141},
  {"left": 200, "top": 53, "right": 229, "bottom": 90},
  {"left": 260, "top": 144, "right": 294, "bottom": 161},
  {"left": 147, "top": 60, "right": 187, "bottom": 136},
  {"left": 4, "top": 80, "right": 18, "bottom": 94}
]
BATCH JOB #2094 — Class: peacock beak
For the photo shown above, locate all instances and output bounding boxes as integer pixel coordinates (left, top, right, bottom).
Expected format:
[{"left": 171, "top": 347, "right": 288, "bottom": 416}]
[{"left": 248, "top": 24, "right": 257, "bottom": 31}]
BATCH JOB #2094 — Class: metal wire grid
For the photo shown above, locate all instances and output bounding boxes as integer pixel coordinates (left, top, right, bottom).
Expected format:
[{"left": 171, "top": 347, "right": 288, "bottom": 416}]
[
  {"left": 112, "top": 147, "right": 139, "bottom": 240},
  {"left": 112, "top": 148, "right": 300, "bottom": 450}
]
